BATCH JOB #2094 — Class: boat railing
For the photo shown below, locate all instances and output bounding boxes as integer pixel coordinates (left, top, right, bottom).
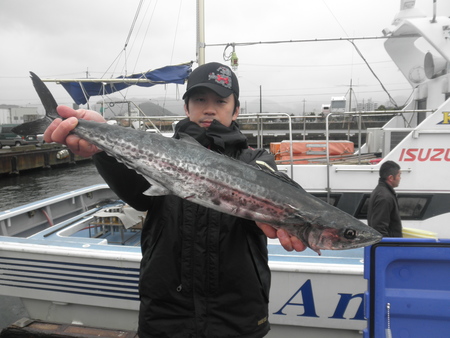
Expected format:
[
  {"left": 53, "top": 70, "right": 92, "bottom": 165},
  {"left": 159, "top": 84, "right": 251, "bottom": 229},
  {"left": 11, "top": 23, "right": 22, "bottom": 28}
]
[
  {"left": 239, "top": 113, "right": 295, "bottom": 177},
  {"left": 239, "top": 110, "right": 427, "bottom": 175}
]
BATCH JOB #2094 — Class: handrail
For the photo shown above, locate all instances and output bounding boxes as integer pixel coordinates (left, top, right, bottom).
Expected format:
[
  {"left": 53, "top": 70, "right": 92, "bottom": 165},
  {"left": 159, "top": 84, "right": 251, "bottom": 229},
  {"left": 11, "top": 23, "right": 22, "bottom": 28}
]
[
  {"left": 239, "top": 113, "right": 294, "bottom": 177},
  {"left": 108, "top": 108, "right": 435, "bottom": 188},
  {"left": 334, "top": 167, "right": 412, "bottom": 172}
]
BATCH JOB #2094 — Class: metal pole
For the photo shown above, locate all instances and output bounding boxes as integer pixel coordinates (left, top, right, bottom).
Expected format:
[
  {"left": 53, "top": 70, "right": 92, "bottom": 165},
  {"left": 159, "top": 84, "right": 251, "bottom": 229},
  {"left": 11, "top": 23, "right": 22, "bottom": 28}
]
[
  {"left": 302, "top": 99, "right": 306, "bottom": 140},
  {"left": 347, "top": 79, "right": 352, "bottom": 141},
  {"left": 287, "top": 114, "right": 293, "bottom": 178},
  {"left": 259, "top": 86, "right": 262, "bottom": 148},
  {"left": 326, "top": 113, "right": 331, "bottom": 204},
  {"left": 348, "top": 79, "right": 353, "bottom": 113},
  {"left": 358, "top": 111, "right": 362, "bottom": 164},
  {"left": 197, "top": 0, "right": 205, "bottom": 65}
]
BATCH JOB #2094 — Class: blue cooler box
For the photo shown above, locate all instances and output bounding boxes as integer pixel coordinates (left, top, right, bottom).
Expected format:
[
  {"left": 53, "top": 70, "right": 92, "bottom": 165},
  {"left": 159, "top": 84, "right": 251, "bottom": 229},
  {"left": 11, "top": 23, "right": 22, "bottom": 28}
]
[{"left": 363, "top": 238, "right": 450, "bottom": 338}]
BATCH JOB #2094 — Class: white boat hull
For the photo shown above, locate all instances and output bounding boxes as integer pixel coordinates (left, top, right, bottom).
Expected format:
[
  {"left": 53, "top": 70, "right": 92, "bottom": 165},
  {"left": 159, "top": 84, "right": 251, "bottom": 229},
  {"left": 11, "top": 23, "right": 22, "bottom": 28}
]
[{"left": 0, "top": 209, "right": 367, "bottom": 335}]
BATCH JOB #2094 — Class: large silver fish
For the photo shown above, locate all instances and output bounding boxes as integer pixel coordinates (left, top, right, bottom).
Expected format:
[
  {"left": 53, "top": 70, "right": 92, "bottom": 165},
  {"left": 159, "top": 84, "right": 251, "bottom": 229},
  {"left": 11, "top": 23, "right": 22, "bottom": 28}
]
[{"left": 13, "top": 72, "right": 382, "bottom": 254}]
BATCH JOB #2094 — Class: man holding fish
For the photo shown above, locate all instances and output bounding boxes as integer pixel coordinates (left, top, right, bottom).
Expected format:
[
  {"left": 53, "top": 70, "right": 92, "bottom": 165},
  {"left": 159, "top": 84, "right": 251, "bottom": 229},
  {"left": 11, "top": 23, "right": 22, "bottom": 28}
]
[{"left": 44, "top": 62, "right": 306, "bottom": 337}]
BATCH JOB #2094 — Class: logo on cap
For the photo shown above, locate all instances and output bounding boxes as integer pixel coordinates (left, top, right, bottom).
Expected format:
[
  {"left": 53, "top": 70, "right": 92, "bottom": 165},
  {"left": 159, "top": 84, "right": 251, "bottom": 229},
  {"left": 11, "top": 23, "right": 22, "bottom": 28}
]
[{"left": 208, "top": 66, "right": 232, "bottom": 89}]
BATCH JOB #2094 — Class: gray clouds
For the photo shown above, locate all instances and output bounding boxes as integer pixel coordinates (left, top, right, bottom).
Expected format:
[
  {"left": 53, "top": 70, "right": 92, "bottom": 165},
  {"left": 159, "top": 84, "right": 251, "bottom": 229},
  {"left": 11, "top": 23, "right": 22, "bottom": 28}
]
[{"left": 0, "top": 0, "right": 447, "bottom": 113}]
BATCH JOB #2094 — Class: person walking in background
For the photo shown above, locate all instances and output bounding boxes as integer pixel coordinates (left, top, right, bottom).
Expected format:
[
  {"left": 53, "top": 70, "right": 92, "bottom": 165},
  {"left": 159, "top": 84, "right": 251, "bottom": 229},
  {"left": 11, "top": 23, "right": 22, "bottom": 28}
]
[{"left": 367, "top": 160, "right": 403, "bottom": 237}]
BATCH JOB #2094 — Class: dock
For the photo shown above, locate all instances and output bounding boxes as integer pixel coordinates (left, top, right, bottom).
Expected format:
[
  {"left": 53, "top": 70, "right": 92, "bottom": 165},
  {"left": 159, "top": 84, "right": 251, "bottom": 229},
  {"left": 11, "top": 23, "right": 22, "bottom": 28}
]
[{"left": 0, "top": 144, "right": 91, "bottom": 175}]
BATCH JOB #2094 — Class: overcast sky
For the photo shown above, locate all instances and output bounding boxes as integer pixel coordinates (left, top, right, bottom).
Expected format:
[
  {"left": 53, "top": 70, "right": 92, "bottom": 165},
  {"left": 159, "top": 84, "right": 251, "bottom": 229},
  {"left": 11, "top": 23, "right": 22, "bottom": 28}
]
[{"left": 1, "top": 0, "right": 449, "bottom": 115}]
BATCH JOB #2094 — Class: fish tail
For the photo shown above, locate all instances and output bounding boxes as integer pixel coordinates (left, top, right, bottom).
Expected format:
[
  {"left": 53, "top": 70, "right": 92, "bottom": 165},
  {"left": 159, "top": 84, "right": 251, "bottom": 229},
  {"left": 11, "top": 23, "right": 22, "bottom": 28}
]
[
  {"left": 11, "top": 117, "right": 54, "bottom": 135},
  {"left": 12, "top": 72, "right": 61, "bottom": 135}
]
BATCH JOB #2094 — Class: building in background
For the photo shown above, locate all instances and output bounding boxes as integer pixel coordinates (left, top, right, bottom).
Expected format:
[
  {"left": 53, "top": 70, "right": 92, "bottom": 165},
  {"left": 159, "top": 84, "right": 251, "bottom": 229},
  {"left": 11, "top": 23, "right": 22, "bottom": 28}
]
[
  {"left": 356, "top": 99, "right": 380, "bottom": 111},
  {"left": 0, "top": 105, "right": 40, "bottom": 125}
]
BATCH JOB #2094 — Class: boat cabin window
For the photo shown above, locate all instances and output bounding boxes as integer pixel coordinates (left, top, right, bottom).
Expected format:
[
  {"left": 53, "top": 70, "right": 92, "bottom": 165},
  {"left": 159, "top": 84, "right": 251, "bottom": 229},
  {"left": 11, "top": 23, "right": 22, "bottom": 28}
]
[
  {"left": 356, "top": 194, "right": 431, "bottom": 220},
  {"left": 397, "top": 195, "right": 431, "bottom": 219}
]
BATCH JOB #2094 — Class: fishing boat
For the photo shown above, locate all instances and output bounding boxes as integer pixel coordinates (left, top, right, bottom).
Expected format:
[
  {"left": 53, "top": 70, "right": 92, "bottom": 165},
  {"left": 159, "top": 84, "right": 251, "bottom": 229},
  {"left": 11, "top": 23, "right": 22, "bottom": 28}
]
[
  {"left": 0, "top": 1, "right": 449, "bottom": 337},
  {"left": 277, "top": 0, "right": 450, "bottom": 240},
  {"left": 0, "top": 185, "right": 367, "bottom": 337}
]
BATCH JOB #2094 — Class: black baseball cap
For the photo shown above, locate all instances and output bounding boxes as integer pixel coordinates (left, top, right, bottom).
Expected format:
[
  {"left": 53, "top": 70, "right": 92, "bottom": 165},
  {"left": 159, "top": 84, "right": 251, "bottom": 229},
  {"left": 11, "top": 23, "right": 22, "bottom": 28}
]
[{"left": 182, "top": 62, "right": 239, "bottom": 99}]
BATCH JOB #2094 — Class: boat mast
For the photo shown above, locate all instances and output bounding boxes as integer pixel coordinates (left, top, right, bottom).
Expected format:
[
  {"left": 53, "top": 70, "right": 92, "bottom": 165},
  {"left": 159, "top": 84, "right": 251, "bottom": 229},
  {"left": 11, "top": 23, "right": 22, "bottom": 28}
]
[{"left": 197, "top": 0, "right": 205, "bottom": 65}]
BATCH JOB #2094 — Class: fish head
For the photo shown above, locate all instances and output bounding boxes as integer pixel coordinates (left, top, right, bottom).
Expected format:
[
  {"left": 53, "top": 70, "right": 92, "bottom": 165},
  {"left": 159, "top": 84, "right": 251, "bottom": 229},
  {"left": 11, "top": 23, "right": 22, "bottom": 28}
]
[
  {"left": 283, "top": 193, "right": 382, "bottom": 255},
  {"left": 303, "top": 221, "right": 382, "bottom": 255}
]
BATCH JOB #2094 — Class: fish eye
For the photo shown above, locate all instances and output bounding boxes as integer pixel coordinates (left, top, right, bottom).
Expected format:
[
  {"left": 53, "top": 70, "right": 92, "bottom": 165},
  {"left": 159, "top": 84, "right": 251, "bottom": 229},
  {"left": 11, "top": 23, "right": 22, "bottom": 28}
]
[{"left": 344, "top": 229, "right": 357, "bottom": 239}]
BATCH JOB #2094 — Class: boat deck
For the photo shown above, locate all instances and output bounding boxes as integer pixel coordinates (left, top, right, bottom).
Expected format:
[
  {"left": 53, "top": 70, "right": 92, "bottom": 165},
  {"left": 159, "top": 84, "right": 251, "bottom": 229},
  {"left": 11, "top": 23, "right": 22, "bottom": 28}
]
[
  {"left": 0, "top": 190, "right": 365, "bottom": 268},
  {"left": 0, "top": 196, "right": 365, "bottom": 270}
]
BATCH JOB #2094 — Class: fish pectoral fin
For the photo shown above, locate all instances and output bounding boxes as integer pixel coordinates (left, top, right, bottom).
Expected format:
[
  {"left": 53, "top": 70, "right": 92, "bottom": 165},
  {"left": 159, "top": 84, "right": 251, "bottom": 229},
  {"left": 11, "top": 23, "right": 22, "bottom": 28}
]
[
  {"left": 142, "top": 177, "right": 171, "bottom": 196},
  {"left": 143, "top": 185, "right": 171, "bottom": 196}
]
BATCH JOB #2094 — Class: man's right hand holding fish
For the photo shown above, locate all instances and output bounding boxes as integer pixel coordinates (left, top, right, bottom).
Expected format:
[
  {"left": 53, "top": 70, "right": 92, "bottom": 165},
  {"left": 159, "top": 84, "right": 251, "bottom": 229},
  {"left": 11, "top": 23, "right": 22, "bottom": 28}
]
[{"left": 43, "top": 106, "right": 105, "bottom": 157}]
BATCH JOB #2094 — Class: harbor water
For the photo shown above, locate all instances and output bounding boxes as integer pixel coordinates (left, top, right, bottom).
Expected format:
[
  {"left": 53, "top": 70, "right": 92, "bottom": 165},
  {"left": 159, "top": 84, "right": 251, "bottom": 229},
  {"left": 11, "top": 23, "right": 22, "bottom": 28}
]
[{"left": 0, "top": 161, "right": 105, "bottom": 212}]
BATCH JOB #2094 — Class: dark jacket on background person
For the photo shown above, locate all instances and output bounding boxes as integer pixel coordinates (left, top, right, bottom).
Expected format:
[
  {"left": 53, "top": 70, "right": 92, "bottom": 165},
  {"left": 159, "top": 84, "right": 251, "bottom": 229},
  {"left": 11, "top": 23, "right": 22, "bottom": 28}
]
[
  {"left": 93, "top": 118, "right": 273, "bottom": 338},
  {"left": 367, "top": 178, "right": 402, "bottom": 237}
]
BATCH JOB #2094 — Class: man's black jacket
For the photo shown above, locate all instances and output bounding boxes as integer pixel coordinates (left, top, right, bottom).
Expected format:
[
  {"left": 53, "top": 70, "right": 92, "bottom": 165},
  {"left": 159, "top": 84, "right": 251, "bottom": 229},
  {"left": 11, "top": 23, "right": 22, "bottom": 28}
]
[
  {"left": 93, "top": 119, "right": 274, "bottom": 337},
  {"left": 367, "top": 178, "right": 402, "bottom": 237}
]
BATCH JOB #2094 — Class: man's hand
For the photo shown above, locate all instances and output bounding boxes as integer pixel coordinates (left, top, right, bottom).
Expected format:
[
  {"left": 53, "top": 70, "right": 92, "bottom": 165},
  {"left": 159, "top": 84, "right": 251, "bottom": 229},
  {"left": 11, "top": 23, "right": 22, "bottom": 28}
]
[
  {"left": 44, "top": 105, "right": 106, "bottom": 157},
  {"left": 256, "top": 222, "right": 307, "bottom": 252}
]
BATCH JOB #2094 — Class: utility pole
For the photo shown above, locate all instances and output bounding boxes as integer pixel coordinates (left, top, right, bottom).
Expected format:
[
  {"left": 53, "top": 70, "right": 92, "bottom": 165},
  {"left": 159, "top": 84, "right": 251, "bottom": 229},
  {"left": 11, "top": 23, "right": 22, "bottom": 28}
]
[{"left": 302, "top": 99, "right": 306, "bottom": 140}]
